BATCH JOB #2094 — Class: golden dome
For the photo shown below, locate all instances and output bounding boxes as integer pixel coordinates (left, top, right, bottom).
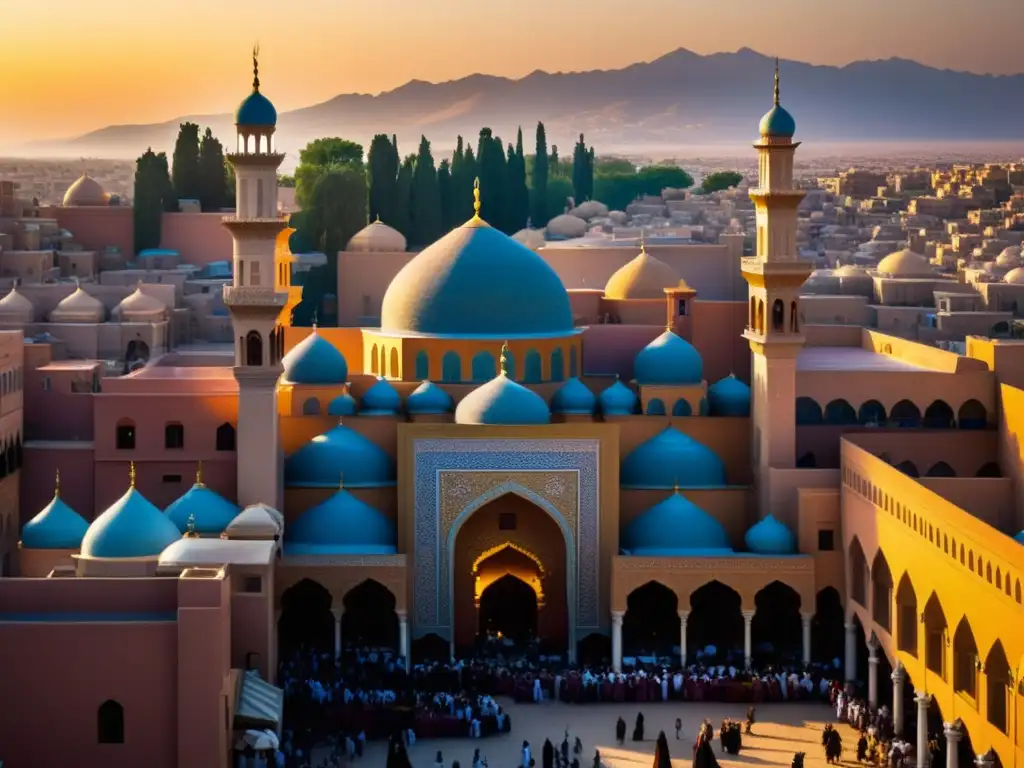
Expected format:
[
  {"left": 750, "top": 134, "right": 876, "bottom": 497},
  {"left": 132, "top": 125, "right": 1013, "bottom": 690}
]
[
  {"left": 604, "top": 244, "right": 681, "bottom": 300},
  {"left": 62, "top": 174, "right": 108, "bottom": 207},
  {"left": 0, "top": 286, "right": 34, "bottom": 323},
  {"left": 114, "top": 285, "right": 166, "bottom": 320},
  {"left": 1004, "top": 267, "right": 1024, "bottom": 285},
  {"left": 50, "top": 286, "right": 105, "bottom": 323},
  {"left": 512, "top": 228, "right": 546, "bottom": 251},
  {"left": 545, "top": 213, "right": 588, "bottom": 239},
  {"left": 876, "top": 248, "right": 933, "bottom": 278},
  {"left": 345, "top": 219, "right": 407, "bottom": 253}
]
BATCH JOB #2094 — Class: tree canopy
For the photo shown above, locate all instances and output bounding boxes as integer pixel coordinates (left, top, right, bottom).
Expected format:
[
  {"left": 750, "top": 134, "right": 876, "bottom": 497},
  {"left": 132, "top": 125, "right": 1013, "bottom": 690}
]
[
  {"left": 171, "top": 122, "right": 201, "bottom": 203},
  {"left": 702, "top": 170, "right": 744, "bottom": 193},
  {"left": 298, "top": 137, "right": 364, "bottom": 169},
  {"left": 132, "top": 148, "right": 175, "bottom": 253}
]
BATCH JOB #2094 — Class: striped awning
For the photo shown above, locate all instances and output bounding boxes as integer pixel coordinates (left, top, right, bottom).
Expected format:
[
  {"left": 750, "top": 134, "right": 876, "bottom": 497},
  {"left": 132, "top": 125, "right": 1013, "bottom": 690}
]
[{"left": 234, "top": 671, "right": 284, "bottom": 731}]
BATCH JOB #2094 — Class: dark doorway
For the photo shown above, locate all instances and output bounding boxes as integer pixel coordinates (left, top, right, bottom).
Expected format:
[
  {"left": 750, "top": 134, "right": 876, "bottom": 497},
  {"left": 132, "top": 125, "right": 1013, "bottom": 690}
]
[
  {"left": 342, "top": 579, "right": 398, "bottom": 651},
  {"left": 752, "top": 581, "right": 803, "bottom": 665},
  {"left": 411, "top": 633, "right": 449, "bottom": 664},
  {"left": 577, "top": 632, "right": 612, "bottom": 668},
  {"left": 478, "top": 574, "right": 538, "bottom": 645},
  {"left": 623, "top": 581, "right": 679, "bottom": 657},
  {"left": 278, "top": 578, "right": 334, "bottom": 657},
  {"left": 812, "top": 587, "right": 845, "bottom": 664},
  {"left": 688, "top": 580, "right": 743, "bottom": 663}
]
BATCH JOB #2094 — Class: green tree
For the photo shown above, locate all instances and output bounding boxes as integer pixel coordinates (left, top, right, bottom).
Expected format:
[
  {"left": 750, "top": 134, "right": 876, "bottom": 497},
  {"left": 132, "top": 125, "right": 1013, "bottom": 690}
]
[
  {"left": 546, "top": 176, "right": 574, "bottom": 217},
  {"left": 572, "top": 134, "right": 595, "bottom": 204},
  {"left": 595, "top": 157, "right": 635, "bottom": 175},
  {"left": 392, "top": 155, "right": 415, "bottom": 240},
  {"left": 637, "top": 164, "right": 694, "bottom": 195},
  {"left": 411, "top": 135, "right": 443, "bottom": 246},
  {"left": 531, "top": 121, "right": 549, "bottom": 226},
  {"left": 701, "top": 170, "right": 744, "bottom": 193},
  {"left": 506, "top": 128, "right": 530, "bottom": 231},
  {"left": 437, "top": 158, "right": 453, "bottom": 233},
  {"left": 368, "top": 133, "right": 399, "bottom": 226},
  {"left": 298, "top": 137, "right": 364, "bottom": 169},
  {"left": 171, "top": 122, "right": 202, "bottom": 203},
  {"left": 593, "top": 172, "right": 642, "bottom": 212},
  {"left": 133, "top": 149, "right": 164, "bottom": 253},
  {"left": 224, "top": 160, "right": 236, "bottom": 207},
  {"left": 477, "top": 128, "right": 508, "bottom": 231},
  {"left": 198, "top": 128, "right": 228, "bottom": 211},
  {"left": 450, "top": 139, "right": 477, "bottom": 223},
  {"left": 550, "top": 145, "right": 560, "bottom": 174},
  {"left": 277, "top": 174, "right": 296, "bottom": 188}
]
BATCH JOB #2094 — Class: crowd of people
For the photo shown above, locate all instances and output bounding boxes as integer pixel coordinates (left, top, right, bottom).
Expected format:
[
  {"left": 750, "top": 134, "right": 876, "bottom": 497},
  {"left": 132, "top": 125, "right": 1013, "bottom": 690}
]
[{"left": 830, "top": 687, "right": 943, "bottom": 768}]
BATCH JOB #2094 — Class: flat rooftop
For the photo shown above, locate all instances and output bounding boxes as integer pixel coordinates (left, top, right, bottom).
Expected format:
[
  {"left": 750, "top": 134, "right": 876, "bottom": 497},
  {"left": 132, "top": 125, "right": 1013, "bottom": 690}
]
[
  {"left": 126, "top": 365, "right": 235, "bottom": 380},
  {"left": 797, "top": 347, "right": 932, "bottom": 372}
]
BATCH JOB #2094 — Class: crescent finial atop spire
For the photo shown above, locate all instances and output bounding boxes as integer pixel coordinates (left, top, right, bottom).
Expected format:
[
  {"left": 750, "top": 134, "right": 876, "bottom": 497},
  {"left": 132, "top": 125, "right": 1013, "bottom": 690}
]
[
  {"left": 774, "top": 57, "right": 780, "bottom": 106},
  {"left": 195, "top": 460, "right": 204, "bottom": 488},
  {"left": 472, "top": 177, "right": 482, "bottom": 221},
  {"left": 252, "top": 43, "right": 261, "bottom": 93},
  {"left": 54, "top": 468, "right": 60, "bottom": 498},
  {"left": 499, "top": 342, "right": 510, "bottom": 377}
]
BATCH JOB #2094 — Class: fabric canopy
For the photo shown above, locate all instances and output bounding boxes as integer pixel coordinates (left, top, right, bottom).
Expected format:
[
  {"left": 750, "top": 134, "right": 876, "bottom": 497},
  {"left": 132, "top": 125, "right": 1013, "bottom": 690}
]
[{"left": 234, "top": 670, "right": 284, "bottom": 731}]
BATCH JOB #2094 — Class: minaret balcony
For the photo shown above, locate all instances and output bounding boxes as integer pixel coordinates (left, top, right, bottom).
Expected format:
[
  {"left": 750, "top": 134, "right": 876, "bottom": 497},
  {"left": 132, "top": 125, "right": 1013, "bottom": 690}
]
[
  {"left": 223, "top": 285, "right": 289, "bottom": 308},
  {"left": 225, "top": 151, "right": 286, "bottom": 169}
]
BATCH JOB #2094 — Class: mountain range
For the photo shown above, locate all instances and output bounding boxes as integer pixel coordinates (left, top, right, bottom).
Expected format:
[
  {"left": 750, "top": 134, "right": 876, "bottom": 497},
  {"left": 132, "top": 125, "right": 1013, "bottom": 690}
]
[{"left": 23, "top": 48, "right": 1024, "bottom": 161}]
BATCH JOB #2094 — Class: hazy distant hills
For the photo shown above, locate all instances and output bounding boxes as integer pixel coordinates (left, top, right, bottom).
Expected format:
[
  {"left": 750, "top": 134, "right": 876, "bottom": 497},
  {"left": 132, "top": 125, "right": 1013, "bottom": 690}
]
[{"left": 24, "top": 48, "right": 1024, "bottom": 161}]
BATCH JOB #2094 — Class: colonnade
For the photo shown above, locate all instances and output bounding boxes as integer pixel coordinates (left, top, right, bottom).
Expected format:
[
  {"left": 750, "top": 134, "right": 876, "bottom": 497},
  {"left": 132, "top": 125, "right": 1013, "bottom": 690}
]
[{"left": 330, "top": 606, "right": 410, "bottom": 671}]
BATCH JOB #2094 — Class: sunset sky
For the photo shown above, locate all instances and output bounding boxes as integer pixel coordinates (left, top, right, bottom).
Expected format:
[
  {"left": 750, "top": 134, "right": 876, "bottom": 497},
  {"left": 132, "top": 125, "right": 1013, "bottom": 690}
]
[{"left": 2, "top": 0, "right": 1022, "bottom": 145}]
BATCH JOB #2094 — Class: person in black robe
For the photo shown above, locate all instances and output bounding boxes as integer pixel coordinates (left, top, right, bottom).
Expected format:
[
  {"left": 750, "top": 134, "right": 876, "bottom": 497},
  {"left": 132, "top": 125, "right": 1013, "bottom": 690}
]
[
  {"left": 575, "top": 737, "right": 583, "bottom": 756},
  {"left": 654, "top": 731, "right": 672, "bottom": 768},
  {"left": 857, "top": 732, "right": 868, "bottom": 762},
  {"left": 593, "top": 750, "right": 601, "bottom": 768},
  {"left": 792, "top": 753, "right": 806, "bottom": 768},
  {"left": 822, "top": 724, "right": 833, "bottom": 750},
  {"left": 543, "top": 740, "right": 555, "bottom": 768},
  {"left": 386, "top": 733, "right": 413, "bottom": 768},
  {"left": 692, "top": 723, "right": 720, "bottom": 768},
  {"left": 633, "top": 713, "right": 645, "bottom": 742},
  {"left": 562, "top": 737, "right": 570, "bottom": 765},
  {"left": 825, "top": 728, "right": 843, "bottom": 765},
  {"left": 746, "top": 706, "right": 756, "bottom": 735}
]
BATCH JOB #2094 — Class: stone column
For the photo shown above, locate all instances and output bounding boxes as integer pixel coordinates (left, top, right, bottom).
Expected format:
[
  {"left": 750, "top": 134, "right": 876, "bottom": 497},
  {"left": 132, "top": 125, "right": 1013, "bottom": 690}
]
[
  {"left": 397, "top": 610, "right": 410, "bottom": 671},
  {"left": 611, "top": 610, "right": 624, "bottom": 673},
  {"left": 891, "top": 663, "right": 906, "bottom": 736},
  {"left": 845, "top": 620, "right": 857, "bottom": 682},
  {"left": 332, "top": 608, "right": 343, "bottom": 661},
  {"left": 801, "top": 612, "right": 813, "bottom": 667},
  {"left": 943, "top": 721, "right": 961, "bottom": 768},
  {"left": 742, "top": 610, "right": 755, "bottom": 669},
  {"left": 867, "top": 640, "right": 879, "bottom": 707},
  {"left": 679, "top": 610, "right": 690, "bottom": 667},
  {"left": 915, "top": 692, "right": 930, "bottom": 768}
]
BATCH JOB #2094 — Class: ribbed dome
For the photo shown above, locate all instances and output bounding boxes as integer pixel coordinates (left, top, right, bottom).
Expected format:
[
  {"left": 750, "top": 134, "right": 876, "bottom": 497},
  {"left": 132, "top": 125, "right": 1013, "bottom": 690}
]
[
  {"left": 346, "top": 219, "right": 407, "bottom": 253},
  {"left": 236, "top": 90, "right": 277, "bottom": 127},
  {"left": 284, "top": 423, "right": 396, "bottom": 487},
  {"left": 282, "top": 330, "right": 348, "bottom": 384},
  {"left": 707, "top": 374, "right": 751, "bottom": 417},
  {"left": 0, "top": 287, "right": 34, "bottom": 322},
  {"left": 20, "top": 477, "right": 88, "bottom": 549},
  {"left": 50, "top": 286, "right": 105, "bottom": 323},
  {"left": 361, "top": 377, "right": 401, "bottom": 416},
  {"left": 876, "top": 248, "right": 933, "bottom": 278},
  {"left": 1005, "top": 267, "right": 1024, "bottom": 285},
  {"left": 996, "top": 246, "right": 1021, "bottom": 268},
  {"left": 744, "top": 514, "right": 797, "bottom": 555},
  {"left": 621, "top": 426, "right": 726, "bottom": 488},
  {"left": 634, "top": 330, "right": 703, "bottom": 385},
  {"left": 604, "top": 246, "right": 681, "bottom": 300},
  {"left": 327, "top": 393, "right": 358, "bottom": 417},
  {"left": 80, "top": 473, "right": 182, "bottom": 558},
  {"left": 406, "top": 381, "right": 454, "bottom": 415},
  {"left": 164, "top": 474, "right": 239, "bottom": 535},
  {"left": 380, "top": 218, "right": 573, "bottom": 337},
  {"left": 759, "top": 104, "right": 796, "bottom": 138},
  {"left": 455, "top": 369, "right": 550, "bottom": 426},
  {"left": 114, "top": 285, "right": 165, "bottom": 320},
  {"left": 623, "top": 492, "right": 732, "bottom": 555},
  {"left": 550, "top": 377, "right": 596, "bottom": 415},
  {"left": 62, "top": 174, "right": 107, "bottom": 206},
  {"left": 545, "top": 213, "right": 588, "bottom": 240},
  {"left": 598, "top": 379, "right": 638, "bottom": 416},
  {"left": 285, "top": 488, "right": 397, "bottom": 555}
]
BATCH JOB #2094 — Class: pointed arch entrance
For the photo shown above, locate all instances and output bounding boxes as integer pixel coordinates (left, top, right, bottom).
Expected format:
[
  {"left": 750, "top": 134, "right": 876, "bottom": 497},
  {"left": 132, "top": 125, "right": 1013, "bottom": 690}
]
[
  {"left": 474, "top": 543, "right": 545, "bottom": 647},
  {"left": 342, "top": 579, "right": 399, "bottom": 651},
  {"left": 278, "top": 578, "right": 334, "bottom": 657},
  {"left": 688, "top": 581, "right": 743, "bottom": 663},
  {"left": 623, "top": 581, "right": 679, "bottom": 657}
]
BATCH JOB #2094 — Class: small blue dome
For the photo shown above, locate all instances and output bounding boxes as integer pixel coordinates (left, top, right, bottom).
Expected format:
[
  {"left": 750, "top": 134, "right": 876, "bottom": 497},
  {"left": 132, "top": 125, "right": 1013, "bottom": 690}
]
[
  {"left": 236, "top": 90, "right": 277, "bottom": 127},
  {"left": 361, "top": 378, "right": 402, "bottom": 416},
  {"left": 622, "top": 426, "right": 726, "bottom": 488},
  {"left": 327, "top": 393, "right": 358, "bottom": 417},
  {"left": 599, "top": 379, "right": 638, "bottom": 416},
  {"left": 759, "top": 104, "right": 796, "bottom": 138},
  {"left": 634, "top": 330, "right": 703, "bottom": 385},
  {"left": 707, "top": 374, "right": 751, "bottom": 417},
  {"left": 623, "top": 492, "right": 732, "bottom": 555},
  {"left": 551, "top": 377, "right": 596, "bottom": 415},
  {"left": 455, "top": 374, "right": 550, "bottom": 426},
  {"left": 1013, "top": 530, "right": 1024, "bottom": 545},
  {"left": 285, "top": 489, "right": 396, "bottom": 555},
  {"left": 285, "top": 423, "right": 395, "bottom": 487},
  {"left": 407, "top": 381, "right": 454, "bottom": 415},
  {"left": 21, "top": 491, "right": 88, "bottom": 550},
  {"left": 745, "top": 514, "right": 797, "bottom": 555},
  {"left": 164, "top": 483, "right": 239, "bottom": 535},
  {"left": 282, "top": 330, "right": 348, "bottom": 385},
  {"left": 81, "top": 484, "right": 182, "bottom": 559}
]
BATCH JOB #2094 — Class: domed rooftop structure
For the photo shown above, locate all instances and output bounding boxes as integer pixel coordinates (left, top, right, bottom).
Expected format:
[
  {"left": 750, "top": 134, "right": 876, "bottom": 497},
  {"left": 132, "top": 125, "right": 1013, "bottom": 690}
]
[
  {"left": 285, "top": 487, "right": 397, "bottom": 555},
  {"left": 545, "top": 213, "right": 588, "bottom": 240},
  {"left": 164, "top": 464, "right": 240, "bottom": 535},
  {"left": 623, "top": 490, "right": 732, "bottom": 555},
  {"left": 381, "top": 187, "right": 573, "bottom": 337},
  {"left": 346, "top": 218, "right": 407, "bottom": 253},
  {"left": 224, "top": 503, "right": 282, "bottom": 540},
  {"left": 50, "top": 284, "right": 105, "bottom": 323},
  {"left": 604, "top": 242, "right": 682, "bottom": 300},
  {"left": 285, "top": 423, "right": 395, "bottom": 487},
  {"left": 598, "top": 379, "right": 638, "bottom": 416},
  {"left": 455, "top": 345, "right": 550, "bottom": 425},
  {"left": 759, "top": 60, "right": 796, "bottom": 139},
  {"left": 282, "top": 329, "right": 348, "bottom": 385},
  {"left": 634, "top": 330, "right": 703, "bottom": 385},
  {"left": 569, "top": 201, "right": 609, "bottom": 221},
  {"left": 744, "top": 514, "right": 797, "bottom": 555},
  {"left": 833, "top": 265, "right": 870, "bottom": 278},
  {"left": 512, "top": 227, "right": 547, "bottom": 251},
  {"left": 20, "top": 471, "right": 89, "bottom": 549},
  {"left": 707, "top": 374, "right": 751, "bottom": 417},
  {"left": 1004, "top": 267, "right": 1024, "bottom": 285},
  {"left": 0, "top": 286, "right": 34, "bottom": 324},
  {"left": 361, "top": 378, "right": 401, "bottom": 416},
  {"left": 1014, "top": 530, "right": 1024, "bottom": 545},
  {"left": 113, "top": 283, "right": 166, "bottom": 321},
  {"left": 235, "top": 48, "right": 277, "bottom": 127},
  {"left": 550, "top": 377, "right": 596, "bottom": 415},
  {"left": 406, "top": 381, "right": 454, "bottom": 415},
  {"left": 621, "top": 426, "right": 726, "bottom": 488},
  {"left": 876, "top": 248, "right": 934, "bottom": 278},
  {"left": 80, "top": 464, "right": 182, "bottom": 558},
  {"left": 327, "top": 393, "right": 358, "bottom": 417},
  {"left": 996, "top": 246, "right": 1022, "bottom": 268},
  {"left": 62, "top": 174, "right": 108, "bottom": 207}
]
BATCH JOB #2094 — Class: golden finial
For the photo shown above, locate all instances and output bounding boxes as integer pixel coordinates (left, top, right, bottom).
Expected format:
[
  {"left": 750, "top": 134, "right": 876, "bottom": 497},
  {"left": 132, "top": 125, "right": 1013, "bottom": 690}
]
[
  {"left": 195, "top": 460, "right": 204, "bottom": 488},
  {"left": 54, "top": 468, "right": 60, "bottom": 498},
  {"left": 375, "top": 213, "right": 381, "bottom": 223},
  {"left": 339, "top": 471, "right": 344, "bottom": 490},
  {"left": 499, "top": 342, "right": 510, "bottom": 377},
  {"left": 184, "top": 511, "right": 199, "bottom": 539},
  {"left": 673, "top": 476, "right": 680, "bottom": 494},
  {"left": 639, "top": 232, "right": 646, "bottom": 255},
  {"left": 252, "top": 43, "right": 261, "bottom": 92},
  {"left": 773, "top": 57, "right": 780, "bottom": 106},
  {"left": 129, "top": 461, "right": 136, "bottom": 489},
  {"left": 472, "top": 177, "right": 482, "bottom": 220}
]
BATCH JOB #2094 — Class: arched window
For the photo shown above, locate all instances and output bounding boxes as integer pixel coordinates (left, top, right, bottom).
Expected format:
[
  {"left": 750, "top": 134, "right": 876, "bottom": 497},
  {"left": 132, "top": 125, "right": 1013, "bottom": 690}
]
[
  {"left": 889, "top": 400, "right": 921, "bottom": 428},
  {"left": 550, "top": 348, "right": 565, "bottom": 382},
  {"left": 824, "top": 399, "right": 857, "bottom": 425},
  {"left": 953, "top": 618, "right": 979, "bottom": 699},
  {"left": 471, "top": 351, "right": 496, "bottom": 383},
  {"left": 524, "top": 350, "right": 542, "bottom": 383},
  {"left": 771, "top": 299, "right": 784, "bottom": 332},
  {"left": 502, "top": 348, "right": 517, "bottom": 380},
  {"left": 115, "top": 420, "right": 135, "bottom": 451},
  {"left": 672, "top": 399, "right": 692, "bottom": 417},
  {"left": 749, "top": 297, "right": 757, "bottom": 330},
  {"left": 756, "top": 300, "right": 765, "bottom": 335},
  {"left": 923, "top": 400, "right": 954, "bottom": 429},
  {"left": 389, "top": 348, "right": 399, "bottom": 379},
  {"left": 926, "top": 461, "right": 955, "bottom": 477},
  {"left": 795, "top": 397, "right": 823, "bottom": 425},
  {"left": 958, "top": 399, "right": 987, "bottom": 429},
  {"left": 302, "top": 398, "right": 321, "bottom": 416},
  {"left": 370, "top": 344, "right": 379, "bottom": 375},
  {"left": 245, "top": 331, "right": 262, "bottom": 367},
  {"left": 414, "top": 350, "right": 429, "bottom": 381},
  {"left": 164, "top": 423, "right": 185, "bottom": 450},
  {"left": 98, "top": 700, "right": 124, "bottom": 744},
  {"left": 871, "top": 550, "right": 893, "bottom": 632},
  {"left": 790, "top": 301, "right": 799, "bottom": 332},
  {"left": 441, "top": 351, "right": 461, "bottom": 383},
  {"left": 858, "top": 400, "right": 887, "bottom": 426},
  {"left": 569, "top": 346, "right": 578, "bottom": 378},
  {"left": 215, "top": 423, "right": 236, "bottom": 452},
  {"left": 985, "top": 641, "right": 1011, "bottom": 733},
  {"left": 646, "top": 398, "right": 666, "bottom": 416}
]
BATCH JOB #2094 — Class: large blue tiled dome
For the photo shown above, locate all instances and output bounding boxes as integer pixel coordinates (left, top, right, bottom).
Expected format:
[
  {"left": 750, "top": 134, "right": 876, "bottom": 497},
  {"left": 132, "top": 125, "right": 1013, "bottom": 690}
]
[
  {"left": 621, "top": 426, "right": 726, "bottom": 488},
  {"left": 286, "top": 489, "right": 396, "bottom": 555},
  {"left": 707, "top": 374, "right": 751, "bottom": 417},
  {"left": 745, "top": 514, "right": 797, "bottom": 555},
  {"left": 21, "top": 480, "right": 88, "bottom": 550},
  {"left": 455, "top": 373, "right": 550, "bottom": 426},
  {"left": 81, "top": 473, "right": 182, "bottom": 558},
  {"left": 236, "top": 90, "right": 277, "bottom": 127},
  {"left": 327, "top": 393, "right": 358, "bottom": 417},
  {"left": 282, "top": 330, "right": 348, "bottom": 384},
  {"left": 285, "top": 423, "right": 395, "bottom": 487},
  {"left": 361, "top": 378, "right": 402, "bottom": 416},
  {"left": 623, "top": 492, "right": 732, "bottom": 555},
  {"left": 380, "top": 218, "right": 573, "bottom": 337},
  {"left": 407, "top": 381, "right": 453, "bottom": 415},
  {"left": 164, "top": 475, "right": 239, "bottom": 535},
  {"left": 634, "top": 330, "right": 703, "bottom": 385},
  {"left": 599, "top": 379, "right": 638, "bottom": 416},
  {"left": 551, "top": 377, "right": 596, "bottom": 415}
]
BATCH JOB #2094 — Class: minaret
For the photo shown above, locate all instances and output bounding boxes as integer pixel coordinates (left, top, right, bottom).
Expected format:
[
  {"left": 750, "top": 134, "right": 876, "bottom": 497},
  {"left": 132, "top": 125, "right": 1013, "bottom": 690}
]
[
  {"left": 743, "top": 59, "right": 810, "bottom": 520},
  {"left": 223, "top": 45, "right": 289, "bottom": 510}
]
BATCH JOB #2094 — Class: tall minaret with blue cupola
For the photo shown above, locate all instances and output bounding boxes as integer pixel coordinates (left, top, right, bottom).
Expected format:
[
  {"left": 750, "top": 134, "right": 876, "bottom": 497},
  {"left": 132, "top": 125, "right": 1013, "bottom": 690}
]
[
  {"left": 223, "top": 45, "right": 290, "bottom": 510},
  {"left": 742, "top": 58, "right": 810, "bottom": 522}
]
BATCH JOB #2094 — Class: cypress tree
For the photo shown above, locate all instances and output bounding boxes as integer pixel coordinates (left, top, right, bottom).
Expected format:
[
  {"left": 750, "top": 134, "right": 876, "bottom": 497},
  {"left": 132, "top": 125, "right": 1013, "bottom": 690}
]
[
  {"left": 550, "top": 145, "right": 559, "bottom": 175},
  {"left": 154, "top": 151, "right": 176, "bottom": 213},
  {"left": 507, "top": 127, "right": 530, "bottom": 231},
  {"left": 368, "top": 134, "right": 399, "bottom": 226},
  {"left": 198, "top": 128, "right": 227, "bottom": 212},
  {"left": 451, "top": 141, "right": 477, "bottom": 223},
  {"left": 477, "top": 128, "right": 507, "bottom": 231},
  {"left": 532, "top": 121, "right": 549, "bottom": 226},
  {"left": 411, "top": 135, "right": 442, "bottom": 246},
  {"left": 133, "top": 150, "right": 162, "bottom": 253},
  {"left": 437, "top": 159, "right": 453, "bottom": 233},
  {"left": 393, "top": 155, "right": 414, "bottom": 240},
  {"left": 586, "top": 145, "right": 596, "bottom": 202},
  {"left": 171, "top": 122, "right": 202, "bottom": 203},
  {"left": 572, "top": 133, "right": 589, "bottom": 204}
]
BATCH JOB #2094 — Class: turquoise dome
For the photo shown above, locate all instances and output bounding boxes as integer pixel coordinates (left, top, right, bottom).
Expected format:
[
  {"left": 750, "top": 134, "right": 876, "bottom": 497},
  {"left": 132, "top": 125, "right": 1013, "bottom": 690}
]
[
  {"left": 1013, "top": 530, "right": 1024, "bottom": 544},
  {"left": 164, "top": 482, "right": 239, "bottom": 535},
  {"left": 21, "top": 491, "right": 88, "bottom": 550},
  {"left": 285, "top": 489, "right": 396, "bottom": 555},
  {"left": 455, "top": 373, "right": 550, "bottom": 425},
  {"left": 80, "top": 484, "right": 182, "bottom": 559},
  {"left": 379, "top": 220, "right": 573, "bottom": 337},
  {"left": 634, "top": 330, "right": 703, "bottom": 385},
  {"left": 327, "top": 393, "right": 358, "bottom": 417},
  {"left": 623, "top": 492, "right": 732, "bottom": 555},
  {"left": 361, "top": 378, "right": 401, "bottom": 416},
  {"left": 236, "top": 90, "right": 277, "bottom": 127},
  {"left": 282, "top": 330, "right": 348, "bottom": 384},
  {"left": 551, "top": 377, "right": 596, "bottom": 415},
  {"left": 285, "top": 423, "right": 395, "bottom": 487},
  {"left": 759, "top": 104, "right": 796, "bottom": 138},
  {"left": 599, "top": 379, "right": 638, "bottom": 416},
  {"left": 707, "top": 374, "right": 751, "bottom": 417},
  {"left": 745, "top": 514, "right": 797, "bottom": 555},
  {"left": 407, "top": 381, "right": 453, "bottom": 415},
  {"left": 621, "top": 426, "right": 726, "bottom": 488}
]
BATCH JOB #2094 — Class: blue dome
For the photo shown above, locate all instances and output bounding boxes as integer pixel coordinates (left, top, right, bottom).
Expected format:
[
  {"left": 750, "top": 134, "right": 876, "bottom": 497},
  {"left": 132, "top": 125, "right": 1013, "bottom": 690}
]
[
  {"left": 164, "top": 483, "right": 239, "bottom": 535},
  {"left": 407, "top": 381, "right": 453, "bottom": 415},
  {"left": 599, "top": 379, "right": 638, "bottom": 416},
  {"left": 361, "top": 378, "right": 401, "bottom": 416},
  {"left": 759, "top": 104, "right": 796, "bottom": 138},
  {"left": 285, "top": 423, "right": 395, "bottom": 488},
  {"left": 80, "top": 484, "right": 182, "bottom": 559},
  {"left": 1013, "top": 530, "right": 1024, "bottom": 545},
  {"left": 236, "top": 90, "right": 277, "bottom": 127},
  {"left": 634, "top": 330, "right": 703, "bottom": 385},
  {"left": 621, "top": 426, "right": 726, "bottom": 488},
  {"left": 327, "top": 393, "right": 358, "bottom": 417},
  {"left": 380, "top": 220, "right": 573, "bottom": 337},
  {"left": 707, "top": 374, "right": 751, "bottom": 417},
  {"left": 21, "top": 491, "right": 88, "bottom": 550},
  {"left": 551, "top": 377, "right": 596, "bottom": 415},
  {"left": 455, "top": 374, "right": 550, "bottom": 426},
  {"left": 285, "top": 489, "right": 396, "bottom": 555},
  {"left": 623, "top": 492, "right": 732, "bottom": 555},
  {"left": 745, "top": 514, "right": 797, "bottom": 555},
  {"left": 282, "top": 330, "right": 348, "bottom": 385}
]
